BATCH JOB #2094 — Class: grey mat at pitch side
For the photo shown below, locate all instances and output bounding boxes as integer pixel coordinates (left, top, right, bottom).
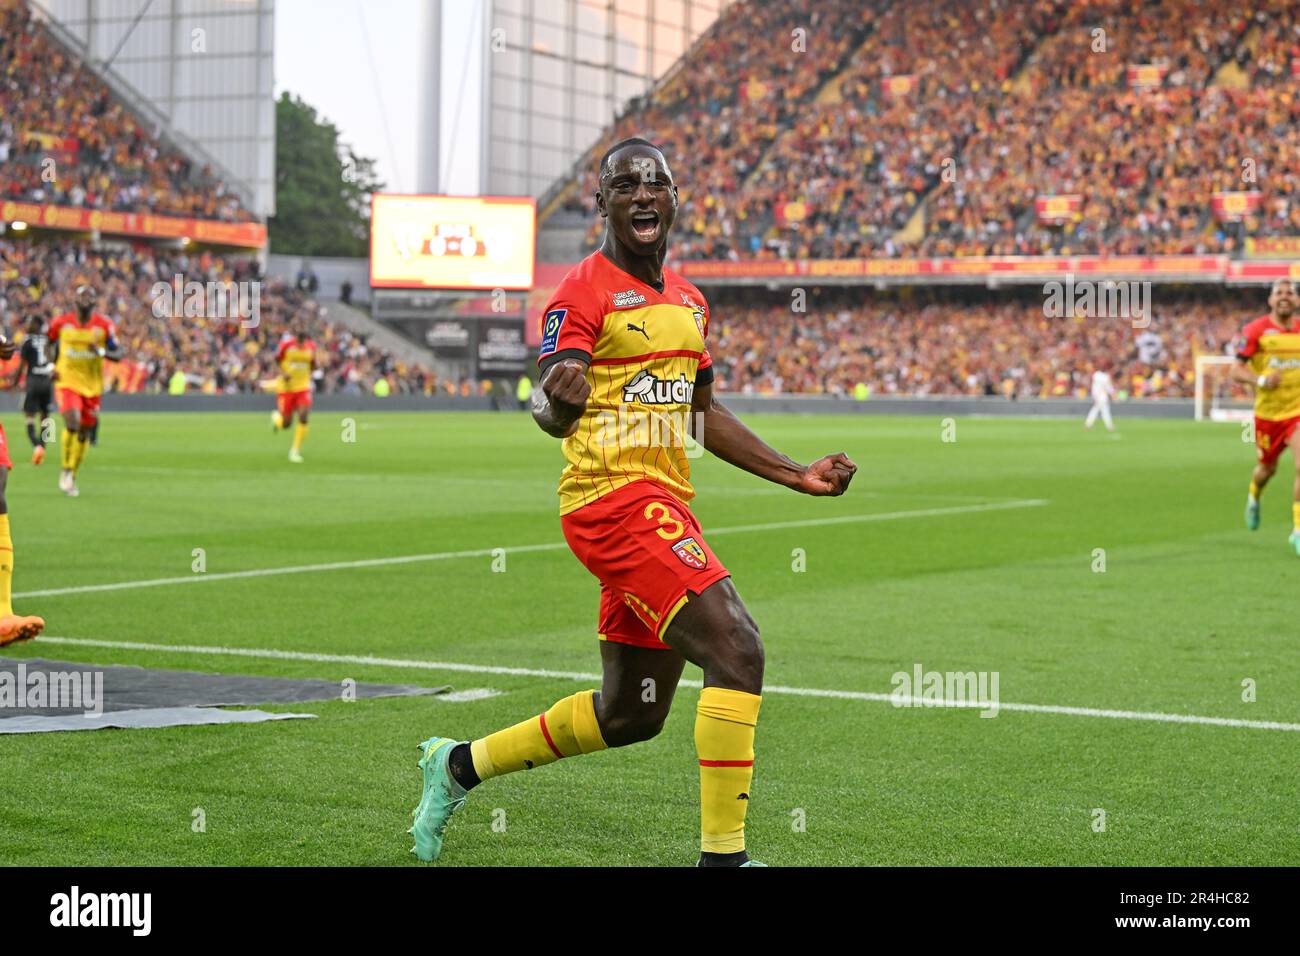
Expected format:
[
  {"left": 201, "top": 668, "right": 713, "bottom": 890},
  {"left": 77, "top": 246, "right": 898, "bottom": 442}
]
[{"left": 0, "top": 657, "right": 450, "bottom": 734}]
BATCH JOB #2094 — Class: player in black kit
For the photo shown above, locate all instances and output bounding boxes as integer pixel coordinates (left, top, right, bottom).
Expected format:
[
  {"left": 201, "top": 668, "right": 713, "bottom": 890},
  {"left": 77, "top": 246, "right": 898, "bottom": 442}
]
[{"left": 17, "top": 314, "right": 55, "bottom": 466}]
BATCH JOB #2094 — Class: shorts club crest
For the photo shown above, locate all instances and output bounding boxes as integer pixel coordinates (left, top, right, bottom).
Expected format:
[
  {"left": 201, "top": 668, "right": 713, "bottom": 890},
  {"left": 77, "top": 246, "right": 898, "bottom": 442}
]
[{"left": 672, "top": 536, "right": 708, "bottom": 570}]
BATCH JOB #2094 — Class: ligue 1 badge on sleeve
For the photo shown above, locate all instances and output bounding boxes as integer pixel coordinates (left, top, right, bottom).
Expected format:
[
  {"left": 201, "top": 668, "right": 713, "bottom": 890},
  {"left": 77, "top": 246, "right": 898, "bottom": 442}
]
[{"left": 540, "top": 308, "right": 566, "bottom": 355}]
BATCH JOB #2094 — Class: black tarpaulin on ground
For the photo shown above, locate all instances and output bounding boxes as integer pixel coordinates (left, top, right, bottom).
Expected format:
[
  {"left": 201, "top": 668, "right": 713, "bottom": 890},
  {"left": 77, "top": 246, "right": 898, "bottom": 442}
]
[{"left": 0, "top": 657, "right": 450, "bottom": 733}]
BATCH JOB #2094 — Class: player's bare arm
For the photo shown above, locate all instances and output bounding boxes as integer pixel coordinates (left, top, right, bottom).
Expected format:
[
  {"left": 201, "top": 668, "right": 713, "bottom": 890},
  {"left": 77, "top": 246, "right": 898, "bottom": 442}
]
[
  {"left": 532, "top": 358, "right": 590, "bottom": 439},
  {"left": 1233, "top": 361, "right": 1279, "bottom": 390},
  {"left": 691, "top": 381, "right": 857, "bottom": 495}
]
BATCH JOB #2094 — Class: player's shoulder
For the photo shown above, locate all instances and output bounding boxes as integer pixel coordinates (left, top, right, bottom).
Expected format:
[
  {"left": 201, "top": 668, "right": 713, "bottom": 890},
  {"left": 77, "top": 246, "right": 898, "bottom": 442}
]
[
  {"left": 663, "top": 267, "right": 708, "bottom": 313},
  {"left": 1241, "top": 314, "right": 1277, "bottom": 336},
  {"left": 92, "top": 312, "right": 116, "bottom": 329},
  {"left": 551, "top": 253, "right": 611, "bottom": 303}
]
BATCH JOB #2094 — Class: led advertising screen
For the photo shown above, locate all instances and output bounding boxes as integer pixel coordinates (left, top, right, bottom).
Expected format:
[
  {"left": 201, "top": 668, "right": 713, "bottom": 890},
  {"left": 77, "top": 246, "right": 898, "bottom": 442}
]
[{"left": 370, "top": 194, "right": 535, "bottom": 291}]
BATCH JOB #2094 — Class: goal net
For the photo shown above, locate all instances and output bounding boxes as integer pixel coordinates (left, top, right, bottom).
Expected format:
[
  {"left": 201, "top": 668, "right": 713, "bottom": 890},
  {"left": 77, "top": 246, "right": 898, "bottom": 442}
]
[{"left": 1194, "top": 355, "right": 1252, "bottom": 422}]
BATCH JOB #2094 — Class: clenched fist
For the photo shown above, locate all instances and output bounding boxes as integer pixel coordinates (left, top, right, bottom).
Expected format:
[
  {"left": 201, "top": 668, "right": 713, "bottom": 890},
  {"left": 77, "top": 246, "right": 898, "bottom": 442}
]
[
  {"left": 542, "top": 358, "right": 591, "bottom": 419},
  {"left": 796, "top": 452, "right": 857, "bottom": 496}
]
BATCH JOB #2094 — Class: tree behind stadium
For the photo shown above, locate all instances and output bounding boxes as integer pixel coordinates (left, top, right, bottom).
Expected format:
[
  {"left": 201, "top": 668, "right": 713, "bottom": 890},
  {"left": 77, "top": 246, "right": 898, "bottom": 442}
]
[{"left": 269, "top": 92, "right": 384, "bottom": 258}]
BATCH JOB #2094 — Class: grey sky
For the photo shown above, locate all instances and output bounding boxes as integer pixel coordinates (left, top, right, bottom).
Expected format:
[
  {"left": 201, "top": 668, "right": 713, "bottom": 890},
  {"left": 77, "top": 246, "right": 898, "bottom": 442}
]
[{"left": 275, "top": 0, "right": 481, "bottom": 195}]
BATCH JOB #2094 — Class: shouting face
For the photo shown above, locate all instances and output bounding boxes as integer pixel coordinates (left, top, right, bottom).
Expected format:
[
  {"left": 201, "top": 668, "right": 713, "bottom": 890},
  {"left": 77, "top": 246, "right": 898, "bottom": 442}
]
[
  {"left": 596, "top": 143, "right": 678, "bottom": 256},
  {"left": 75, "top": 284, "right": 97, "bottom": 313},
  {"left": 1269, "top": 279, "right": 1297, "bottom": 320}
]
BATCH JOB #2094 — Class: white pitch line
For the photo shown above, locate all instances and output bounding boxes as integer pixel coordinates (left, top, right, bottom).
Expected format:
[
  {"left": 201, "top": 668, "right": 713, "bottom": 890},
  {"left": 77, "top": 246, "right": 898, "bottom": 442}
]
[
  {"left": 15, "top": 498, "right": 1046, "bottom": 599},
  {"left": 31, "top": 636, "right": 1300, "bottom": 733}
]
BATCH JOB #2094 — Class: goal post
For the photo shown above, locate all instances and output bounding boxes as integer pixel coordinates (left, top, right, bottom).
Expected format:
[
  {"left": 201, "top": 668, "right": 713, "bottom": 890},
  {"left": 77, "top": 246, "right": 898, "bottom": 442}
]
[{"left": 1194, "top": 355, "right": 1252, "bottom": 422}]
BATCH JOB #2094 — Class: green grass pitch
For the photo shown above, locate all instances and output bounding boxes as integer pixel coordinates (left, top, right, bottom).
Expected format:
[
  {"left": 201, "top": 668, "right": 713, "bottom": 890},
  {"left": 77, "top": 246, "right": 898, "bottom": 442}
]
[{"left": 0, "top": 410, "right": 1295, "bottom": 866}]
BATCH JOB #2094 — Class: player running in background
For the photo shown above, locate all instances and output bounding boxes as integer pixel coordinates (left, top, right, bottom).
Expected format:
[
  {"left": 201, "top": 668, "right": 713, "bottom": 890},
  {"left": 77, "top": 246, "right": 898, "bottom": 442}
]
[
  {"left": 410, "top": 139, "right": 857, "bottom": 867},
  {"left": 17, "top": 313, "right": 56, "bottom": 465},
  {"left": 0, "top": 331, "right": 45, "bottom": 647},
  {"left": 272, "top": 317, "right": 315, "bottom": 463},
  {"left": 49, "top": 284, "right": 123, "bottom": 497},
  {"left": 1084, "top": 361, "right": 1116, "bottom": 432},
  {"left": 1236, "top": 279, "right": 1300, "bottom": 553}
]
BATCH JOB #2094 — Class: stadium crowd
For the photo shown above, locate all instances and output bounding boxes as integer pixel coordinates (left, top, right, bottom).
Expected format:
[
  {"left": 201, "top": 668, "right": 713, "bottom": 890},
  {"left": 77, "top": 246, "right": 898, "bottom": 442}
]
[
  {"left": 0, "top": 238, "right": 437, "bottom": 396},
  {"left": 562, "top": 0, "right": 1300, "bottom": 261},
  {"left": 705, "top": 288, "right": 1251, "bottom": 400},
  {"left": 0, "top": 0, "right": 253, "bottom": 222}
]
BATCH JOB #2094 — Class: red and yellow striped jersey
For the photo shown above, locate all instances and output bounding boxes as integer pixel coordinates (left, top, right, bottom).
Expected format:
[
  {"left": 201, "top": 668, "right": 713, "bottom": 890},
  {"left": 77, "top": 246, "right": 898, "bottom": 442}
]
[
  {"left": 275, "top": 336, "right": 316, "bottom": 393},
  {"left": 1237, "top": 315, "right": 1300, "bottom": 421},
  {"left": 538, "top": 252, "right": 714, "bottom": 515},
  {"left": 49, "top": 312, "right": 117, "bottom": 398}
]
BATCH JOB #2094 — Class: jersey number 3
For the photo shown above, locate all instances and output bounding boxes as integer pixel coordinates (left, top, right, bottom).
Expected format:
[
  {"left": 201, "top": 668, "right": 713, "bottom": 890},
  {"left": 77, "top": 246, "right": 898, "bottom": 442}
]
[{"left": 643, "top": 502, "right": 684, "bottom": 540}]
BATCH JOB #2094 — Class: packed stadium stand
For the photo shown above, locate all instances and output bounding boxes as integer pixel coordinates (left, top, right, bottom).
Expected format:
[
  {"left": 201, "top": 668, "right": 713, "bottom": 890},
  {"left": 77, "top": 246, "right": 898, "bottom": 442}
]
[
  {"left": 1, "top": 0, "right": 1293, "bottom": 401},
  {"left": 559, "top": 0, "right": 1299, "bottom": 260},
  {"left": 0, "top": 239, "right": 436, "bottom": 395},
  {"left": 704, "top": 287, "right": 1247, "bottom": 399},
  {"left": 0, "top": 0, "right": 252, "bottom": 222},
  {"left": 0, "top": 0, "right": 439, "bottom": 396}
]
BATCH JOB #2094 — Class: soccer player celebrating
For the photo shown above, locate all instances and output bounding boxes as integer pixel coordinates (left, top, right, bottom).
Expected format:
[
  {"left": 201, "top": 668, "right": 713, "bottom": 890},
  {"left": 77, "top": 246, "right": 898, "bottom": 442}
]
[
  {"left": 410, "top": 138, "right": 857, "bottom": 866},
  {"left": 272, "top": 317, "right": 315, "bottom": 463},
  {"left": 1236, "top": 279, "right": 1300, "bottom": 553},
  {"left": 17, "top": 313, "right": 56, "bottom": 465},
  {"left": 49, "top": 285, "right": 123, "bottom": 497},
  {"left": 0, "top": 332, "right": 45, "bottom": 647}
]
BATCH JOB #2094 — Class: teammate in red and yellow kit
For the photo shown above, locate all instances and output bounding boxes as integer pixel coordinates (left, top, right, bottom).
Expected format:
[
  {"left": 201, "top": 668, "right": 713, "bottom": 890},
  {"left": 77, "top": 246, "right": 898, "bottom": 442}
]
[
  {"left": 272, "top": 317, "right": 315, "bottom": 463},
  {"left": 49, "top": 284, "right": 123, "bottom": 498},
  {"left": 410, "top": 138, "right": 857, "bottom": 866},
  {"left": 0, "top": 331, "right": 45, "bottom": 646},
  {"left": 1236, "top": 279, "right": 1300, "bottom": 554}
]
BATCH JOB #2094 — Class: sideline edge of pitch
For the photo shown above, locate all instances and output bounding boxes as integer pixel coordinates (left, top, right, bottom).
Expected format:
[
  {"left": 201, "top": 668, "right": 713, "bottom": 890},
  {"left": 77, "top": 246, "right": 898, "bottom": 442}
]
[
  {"left": 16, "top": 498, "right": 1047, "bottom": 600},
  {"left": 32, "top": 636, "right": 1300, "bottom": 733}
]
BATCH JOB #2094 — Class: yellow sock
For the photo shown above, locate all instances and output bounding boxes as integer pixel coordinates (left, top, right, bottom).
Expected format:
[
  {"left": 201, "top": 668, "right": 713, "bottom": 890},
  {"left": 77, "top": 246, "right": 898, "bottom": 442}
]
[
  {"left": 696, "top": 686, "right": 762, "bottom": 854},
  {"left": 1249, "top": 480, "right": 1261, "bottom": 500},
  {"left": 61, "top": 429, "right": 75, "bottom": 470},
  {"left": 70, "top": 434, "right": 89, "bottom": 474},
  {"left": 0, "top": 515, "right": 12, "bottom": 617},
  {"left": 292, "top": 422, "right": 309, "bottom": 451},
  {"left": 272, "top": 411, "right": 284, "bottom": 429},
  {"left": 1293, "top": 501, "right": 1300, "bottom": 532},
  {"left": 469, "top": 689, "right": 607, "bottom": 781}
]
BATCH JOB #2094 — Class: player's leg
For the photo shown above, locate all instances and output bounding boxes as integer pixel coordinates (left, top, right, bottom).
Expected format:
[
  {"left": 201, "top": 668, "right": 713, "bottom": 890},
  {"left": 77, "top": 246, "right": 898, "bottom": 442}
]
[
  {"left": 448, "top": 639, "right": 684, "bottom": 782},
  {"left": 1100, "top": 398, "right": 1114, "bottom": 432},
  {"left": 67, "top": 400, "right": 97, "bottom": 493},
  {"left": 23, "top": 406, "right": 44, "bottom": 466},
  {"left": 409, "top": 601, "right": 686, "bottom": 862},
  {"left": 1247, "top": 417, "right": 1283, "bottom": 530},
  {"left": 661, "top": 576, "right": 765, "bottom": 867},
  {"left": 1084, "top": 400, "right": 1099, "bottom": 429},
  {"left": 592, "top": 640, "right": 686, "bottom": 744},
  {"left": 58, "top": 390, "right": 80, "bottom": 493},
  {"left": 0, "top": 457, "right": 45, "bottom": 647},
  {"left": 1289, "top": 433, "right": 1300, "bottom": 554},
  {"left": 289, "top": 399, "right": 309, "bottom": 462}
]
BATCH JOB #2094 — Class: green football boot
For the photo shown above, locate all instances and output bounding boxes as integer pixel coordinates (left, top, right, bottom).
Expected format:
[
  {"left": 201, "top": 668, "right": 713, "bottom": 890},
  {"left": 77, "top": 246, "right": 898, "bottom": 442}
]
[
  {"left": 409, "top": 737, "right": 468, "bottom": 862},
  {"left": 1246, "top": 497, "right": 1261, "bottom": 531},
  {"left": 1290, "top": 531, "right": 1300, "bottom": 556}
]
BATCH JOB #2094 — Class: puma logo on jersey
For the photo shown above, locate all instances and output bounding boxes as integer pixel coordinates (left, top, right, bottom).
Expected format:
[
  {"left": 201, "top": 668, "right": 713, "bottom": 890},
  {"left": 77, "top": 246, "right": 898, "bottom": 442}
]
[
  {"left": 623, "top": 370, "right": 694, "bottom": 404},
  {"left": 627, "top": 320, "right": 649, "bottom": 341}
]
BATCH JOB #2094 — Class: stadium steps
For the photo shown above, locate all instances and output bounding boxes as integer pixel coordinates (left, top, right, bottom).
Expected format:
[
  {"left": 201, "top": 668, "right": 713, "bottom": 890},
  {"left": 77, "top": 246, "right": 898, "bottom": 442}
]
[{"left": 317, "top": 300, "right": 436, "bottom": 369}]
